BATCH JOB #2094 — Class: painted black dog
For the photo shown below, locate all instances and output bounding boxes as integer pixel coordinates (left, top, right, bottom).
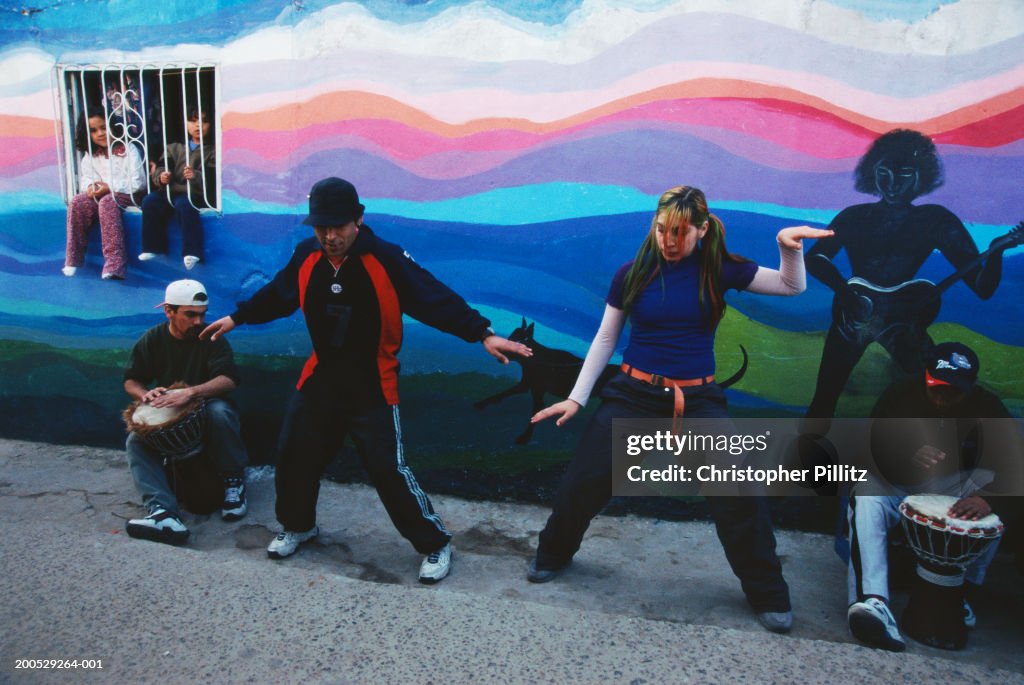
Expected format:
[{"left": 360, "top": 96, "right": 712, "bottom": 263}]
[{"left": 475, "top": 318, "right": 748, "bottom": 444}]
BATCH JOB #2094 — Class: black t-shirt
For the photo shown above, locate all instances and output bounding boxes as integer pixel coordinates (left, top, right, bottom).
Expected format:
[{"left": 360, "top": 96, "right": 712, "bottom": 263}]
[
  {"left": 124, "top": 323, "right": 240, "bottom": 388},
  {"left": 869, "top": 377, "right": 1016, "bottom": 494}
]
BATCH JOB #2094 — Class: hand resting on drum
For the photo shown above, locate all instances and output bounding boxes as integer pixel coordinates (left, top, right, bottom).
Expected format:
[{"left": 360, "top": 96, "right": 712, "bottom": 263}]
[
  {"left": 125, "top": 376, "right": 237, "bottom": 407},
  {"left": 947, "top": 495, "right": 992, "bottom": 522},
  {"left": 143, "top": 386, "right": 194, "bottom": 408}
]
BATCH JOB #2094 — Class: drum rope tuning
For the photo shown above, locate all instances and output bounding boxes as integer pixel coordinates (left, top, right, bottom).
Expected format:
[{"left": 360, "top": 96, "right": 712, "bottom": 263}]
[{"left": 898, "top": 493, "right": 1004, "bottom": 650}]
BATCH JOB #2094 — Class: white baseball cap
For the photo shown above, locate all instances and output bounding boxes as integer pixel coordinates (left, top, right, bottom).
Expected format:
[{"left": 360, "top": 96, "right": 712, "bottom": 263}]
[{"left": 157, "top": 279, "right": 209, "bottom": 308}]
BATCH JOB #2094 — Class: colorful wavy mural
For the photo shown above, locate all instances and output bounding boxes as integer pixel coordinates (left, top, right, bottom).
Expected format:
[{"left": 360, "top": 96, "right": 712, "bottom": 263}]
[{"left": 0, "top": 0, "right": 1022, "bottom": 434}]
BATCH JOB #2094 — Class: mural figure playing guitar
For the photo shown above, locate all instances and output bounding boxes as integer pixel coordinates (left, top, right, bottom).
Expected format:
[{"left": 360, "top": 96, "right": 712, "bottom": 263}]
[{"left": 804, "top": 129, "right": 1021, "bottom": 420}]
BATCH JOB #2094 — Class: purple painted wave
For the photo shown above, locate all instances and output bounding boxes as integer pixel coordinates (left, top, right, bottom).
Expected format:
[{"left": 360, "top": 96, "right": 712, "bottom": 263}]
[{"left": 223, "top": 129, "right": 1023, "bottom": 223}]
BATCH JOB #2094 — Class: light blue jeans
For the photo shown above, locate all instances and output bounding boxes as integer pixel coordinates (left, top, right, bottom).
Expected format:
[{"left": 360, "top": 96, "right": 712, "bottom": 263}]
[{"left": 847, "top": 493, "right": 1000, "bottom": 604}]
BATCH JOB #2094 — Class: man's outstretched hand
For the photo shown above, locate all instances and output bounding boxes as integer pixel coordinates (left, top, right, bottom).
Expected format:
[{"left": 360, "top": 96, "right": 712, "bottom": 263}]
[
  {"left": 483, "top": 335, "right": 532, "bottom": 365},
  {"left": 200, "top": 316, "right": 236, "bottom": 341}
]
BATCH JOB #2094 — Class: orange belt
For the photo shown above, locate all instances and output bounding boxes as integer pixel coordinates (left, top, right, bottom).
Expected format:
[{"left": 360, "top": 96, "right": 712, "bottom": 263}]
[{"left": 620, "top": 364, "right": 714, "bottom": 428}]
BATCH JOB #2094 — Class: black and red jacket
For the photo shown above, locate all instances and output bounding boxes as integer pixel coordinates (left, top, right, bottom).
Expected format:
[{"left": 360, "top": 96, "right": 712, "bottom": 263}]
[{"left": 231, "top": 225, "right": 491, "bottom": 406}]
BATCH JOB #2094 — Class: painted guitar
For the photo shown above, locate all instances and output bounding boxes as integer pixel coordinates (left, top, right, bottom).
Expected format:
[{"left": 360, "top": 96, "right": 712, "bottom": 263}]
[{"left": 834, "top": 222, "right": 1023, "bottom": 345}]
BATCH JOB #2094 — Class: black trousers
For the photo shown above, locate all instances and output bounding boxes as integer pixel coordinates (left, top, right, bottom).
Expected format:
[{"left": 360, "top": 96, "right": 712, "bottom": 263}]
[
  {"left": 274, "top": 389, "right": 451, "bottom": 555},
  {"left": 536, "top": 373, "right": 791, "bottom": 613}
]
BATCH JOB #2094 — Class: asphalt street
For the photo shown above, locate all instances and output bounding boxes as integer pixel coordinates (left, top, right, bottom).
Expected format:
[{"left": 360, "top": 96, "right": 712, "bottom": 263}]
[{"left": 1, "top": 439, "right": 1022, "bottom": 684}]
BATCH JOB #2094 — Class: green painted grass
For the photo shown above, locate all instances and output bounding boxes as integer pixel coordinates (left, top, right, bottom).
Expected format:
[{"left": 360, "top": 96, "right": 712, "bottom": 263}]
[{"left": 1, "top": 319, "right": 1019, "bottom": 469}]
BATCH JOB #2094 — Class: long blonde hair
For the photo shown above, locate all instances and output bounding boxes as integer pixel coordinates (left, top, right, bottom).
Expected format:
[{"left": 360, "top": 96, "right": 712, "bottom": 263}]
[{"left": 621, "top": 186, "right": 748, "bottom": 330}]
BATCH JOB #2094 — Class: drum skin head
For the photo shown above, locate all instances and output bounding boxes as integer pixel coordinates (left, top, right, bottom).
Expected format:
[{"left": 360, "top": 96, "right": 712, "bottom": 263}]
[
  {"left": 900, "top": 494, "right": 1002, "bottom": 536},
  {"left": 122, "top": 388, "right": 206, "bottom": 461},
  {"left": 131, "top": 390, "right": 189, "bottom": 427},
  {"left": 123, "top": 387, "right": 196, "bottom": 435}
]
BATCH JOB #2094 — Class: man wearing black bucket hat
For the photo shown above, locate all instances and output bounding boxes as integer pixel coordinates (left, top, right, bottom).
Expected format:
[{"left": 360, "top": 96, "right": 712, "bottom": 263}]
[
  {"left": 202, "top": 177, "right": 530, "bottom": 583},
  {"left": 845, "top": 342, "right": 1017, "bottom": 651}
]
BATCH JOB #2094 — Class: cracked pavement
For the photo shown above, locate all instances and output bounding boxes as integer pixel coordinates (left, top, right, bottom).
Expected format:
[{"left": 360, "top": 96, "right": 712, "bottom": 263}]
[{"left": 1, "top": 439, "right": 1022, "bottom": 684}]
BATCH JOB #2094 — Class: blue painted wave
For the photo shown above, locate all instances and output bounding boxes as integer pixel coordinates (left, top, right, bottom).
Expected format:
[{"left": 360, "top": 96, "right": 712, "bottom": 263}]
[
  {"left": 0, "top": 0, "right": 596, "bottom": 52},
  {"left": 1, "top": 209, "right": 1020, "bottom": 350}
]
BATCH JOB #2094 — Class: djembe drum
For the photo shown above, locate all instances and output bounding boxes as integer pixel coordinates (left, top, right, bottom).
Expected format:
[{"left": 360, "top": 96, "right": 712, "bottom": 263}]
[
  {"left": 898, "top": 494, "right": 1003, "bottom": 650},
  {"left": 123, "top": 388, "right": 207, "bottom": 461}
]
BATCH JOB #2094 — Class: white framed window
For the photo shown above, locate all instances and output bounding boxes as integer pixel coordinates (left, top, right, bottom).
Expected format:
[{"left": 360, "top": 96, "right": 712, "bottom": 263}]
[{"left": 53, "top": 62, "right": 222, "bottom": 212}]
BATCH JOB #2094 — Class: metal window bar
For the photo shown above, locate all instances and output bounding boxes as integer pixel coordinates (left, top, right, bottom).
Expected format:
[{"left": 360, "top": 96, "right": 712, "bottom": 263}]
[
  {"left": 194, "top": 64, "right": 212, "bottom": 210},
  {"left": 213, "top": 64, "right": 223, "bottom": 216},
  {"left": 68, "top": 66, "right": 149, "bottom": 207},
  {"left": 137, "top": 64, "right": 153, "bottom": 197},
  {"left": 176, "top": 65, "right": 213, "bottom": 212},
  {"left": 77, "top": 70, "right": 97, "bottom": 202},
  {"left": 106, "top": 67, "right": 147, "bottom": 209},
  {"left": 53, "top": 62, "right": 221, "bottom": 213},
  {"left": 49, "top": 66, "right": 70, "bottom": 206},
  {"left": 158, "top": 66, "right": 172, "bottom": 205},
  {"left": 178, "top": 67, "right": 198, "bottom": 211},
  {"left": 97, "top": 70, "right": 113, "bottom": 208},
  {"left": 84, "top": 69, "right": 143, "bottom": 210}
]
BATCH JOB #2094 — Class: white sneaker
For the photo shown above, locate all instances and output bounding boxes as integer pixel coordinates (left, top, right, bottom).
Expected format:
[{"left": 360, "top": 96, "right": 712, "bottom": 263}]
[
  {"left": 848, "top": 597, "right": 905, "bottom": 652},
  {"left": 62, "top": 266, "right": 77, "bottom": 277},
  {"left": 183, "top": 255, "right": 200, "bottom": 270},
  {"left": 138, "top": 252, "right": 158, "bottom": 261},
  {"left": 126, "top": 507, "right": 189, "bottom": 546},
  {"left": 419, "top": 543, "right": 452, "bottom": 584},
  {"left": 267, "top": 526, "right": 318, "bottom": 559}
]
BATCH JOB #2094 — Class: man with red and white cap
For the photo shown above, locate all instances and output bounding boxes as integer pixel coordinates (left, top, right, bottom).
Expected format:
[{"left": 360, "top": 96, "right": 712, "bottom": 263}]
[
  {"left": 845, "top": 342, "right": 1015, "bottom": 651},
  {"left": 123, "top": 279, "right": 250, "bottom": 545}
]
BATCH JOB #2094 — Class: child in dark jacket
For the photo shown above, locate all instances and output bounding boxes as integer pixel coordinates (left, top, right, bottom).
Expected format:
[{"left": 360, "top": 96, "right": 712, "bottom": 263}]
[{"left": 139, "top": 108, "right": 216, "bottom": 271}]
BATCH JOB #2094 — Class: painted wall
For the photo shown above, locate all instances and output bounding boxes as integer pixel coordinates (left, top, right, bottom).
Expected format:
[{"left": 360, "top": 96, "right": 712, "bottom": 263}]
[{"left": 0, "top": 1, "right": 1022, "bottom": 463}]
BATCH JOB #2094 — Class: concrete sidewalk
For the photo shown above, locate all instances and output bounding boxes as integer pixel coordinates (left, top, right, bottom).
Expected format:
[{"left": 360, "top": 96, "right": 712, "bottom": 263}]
[{"left": 0, "top": 439, "right": 1021, "bottom": 684}]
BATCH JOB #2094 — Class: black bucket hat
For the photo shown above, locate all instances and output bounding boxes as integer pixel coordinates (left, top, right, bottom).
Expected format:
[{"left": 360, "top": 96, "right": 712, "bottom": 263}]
[{"left": 302, "top": 177, "right": 365, "bottom": 226}]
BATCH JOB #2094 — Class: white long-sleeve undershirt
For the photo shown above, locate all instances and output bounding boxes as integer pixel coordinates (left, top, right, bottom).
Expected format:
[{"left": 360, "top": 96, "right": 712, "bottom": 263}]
[{"left": 566, "top": 242, "right": 805, "bottom": 407}]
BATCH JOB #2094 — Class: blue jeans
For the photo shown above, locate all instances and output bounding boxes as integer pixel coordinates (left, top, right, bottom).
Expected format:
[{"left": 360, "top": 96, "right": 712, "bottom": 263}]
[
  {"left": 847, "top": 493, "right": 999, "bottom": 604},
  {"left": 127, "top": 398, "right": 247, "bottom": 515},
  {"left": 140, "top": 191, "right": 205, "bottom": 259}
]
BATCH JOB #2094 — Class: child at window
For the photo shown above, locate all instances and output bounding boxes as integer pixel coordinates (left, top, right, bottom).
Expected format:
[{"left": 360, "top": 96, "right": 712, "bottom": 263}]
[
  {"left": 64, "top": 109, "right": 146, "bottom": 280},
  {"left": 140, "top": 108, "right": 216, "bottom": 271}
]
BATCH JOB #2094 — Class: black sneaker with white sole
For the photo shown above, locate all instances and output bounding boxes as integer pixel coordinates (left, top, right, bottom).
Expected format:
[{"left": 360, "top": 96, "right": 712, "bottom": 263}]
[
  {"left": 126, "top": 508, "right": 190, "bottom": 546},
  {"left": 221, "top": 478, "right": 247, "bottom": 521}
]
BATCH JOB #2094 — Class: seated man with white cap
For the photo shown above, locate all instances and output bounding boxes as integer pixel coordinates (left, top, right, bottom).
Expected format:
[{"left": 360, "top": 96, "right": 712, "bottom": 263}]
[{"left": 122, "top": 279, "right": 249, "bottom": 544}]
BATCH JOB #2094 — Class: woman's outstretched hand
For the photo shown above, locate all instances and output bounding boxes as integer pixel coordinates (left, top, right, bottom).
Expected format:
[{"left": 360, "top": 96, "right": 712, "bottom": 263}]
[
  {"left": 777, "top": 225, "right": 834, "bottom": 249},
  {"left": 531, "top": 399, "right": 581, "bottom": 427}
]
